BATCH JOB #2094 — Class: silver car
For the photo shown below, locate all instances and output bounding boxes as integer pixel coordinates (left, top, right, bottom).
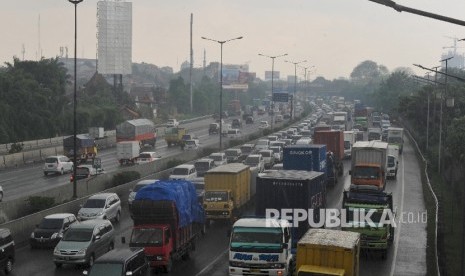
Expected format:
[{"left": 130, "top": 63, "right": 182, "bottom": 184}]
[
  {"left": 53, "top": 219, "right": 115, "bottom": 268},
  {"left": 78, "top": 193, "right": 121, "bottom": 223},
  {"left": 43, "top": 155, "right": 74, "bottom": 176}
]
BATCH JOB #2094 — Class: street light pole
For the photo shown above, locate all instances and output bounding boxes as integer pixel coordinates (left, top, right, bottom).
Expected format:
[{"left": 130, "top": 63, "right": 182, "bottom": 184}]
[
  {"left": 69, "top": 0, "right": 83, "bottom": 199},
  {"left": 300, "top": 65, "right": 315, "bottom": 96},
  {"left": 438, "top": 57, "right": 452, "bottom": 174},
  {"left": 258, "top": 53, "right": 288, "bottom": 131},
  {"left": 285, "top": 59, "right": 307, "bottom": 120},
  {"left": 201, "top": 36, "right": 243, "bottom": 151}
]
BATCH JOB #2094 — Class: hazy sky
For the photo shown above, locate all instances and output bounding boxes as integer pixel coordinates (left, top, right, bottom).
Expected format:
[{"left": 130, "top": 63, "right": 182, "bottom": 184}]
[{"left": 1, "top": 0, "right": 464, "bottom": 80}]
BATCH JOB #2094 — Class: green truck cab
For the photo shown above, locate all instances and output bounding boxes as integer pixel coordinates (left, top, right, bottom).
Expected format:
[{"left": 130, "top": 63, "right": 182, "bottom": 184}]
[{"left": 341, "top": 188, "right": 395, "bottom": 259}]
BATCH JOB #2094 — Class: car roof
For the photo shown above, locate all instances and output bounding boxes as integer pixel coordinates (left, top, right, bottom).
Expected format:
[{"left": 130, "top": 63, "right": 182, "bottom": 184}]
[
  {"left": 70, "top": 219, "right": 111, "bottom": 229},
  {"left": 210, "top": 152, "right": 225, "bottom": 156},
  {"left": 175, "top": 164, "right": 195, "bottom": 169},
  {"left": 135, "top": 179, "right": 158, "bottom": 186},
  {"left": 44, "top": 213, "right": 75, "bottom": 219},
  {"left": 196, "top": 158, "right": 214, "bottom": 163},
  {"left": 94, "top": 248, "right": 144, "bottom": 264},
  {"left": 88, "top": 193, "right": 117, "bottom": 200}
]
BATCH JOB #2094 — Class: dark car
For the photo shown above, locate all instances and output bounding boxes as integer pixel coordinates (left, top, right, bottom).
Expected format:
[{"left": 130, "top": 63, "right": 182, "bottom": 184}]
[
  {"left": 30, "top": 213, "right": 78, "bottom": 249},
  {"left": 0, "top": 228, "right": 15, "bottom": 274},
  {"left": 83, "top": 248, "right": 148, "bottom": 276},
  {"left": 232, "top": 118, "right": 242, "bottom": 128},
  {"left": 245, "top": 116, "right": 254, "bottom": 124}
]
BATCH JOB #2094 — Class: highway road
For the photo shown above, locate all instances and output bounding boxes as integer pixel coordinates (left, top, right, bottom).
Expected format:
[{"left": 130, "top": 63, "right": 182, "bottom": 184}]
[
  {"left": 9, "top": 126, "right": 428, "bottom": 276},
  {"left": 0, "top": 113, "right": 277, "bottom": 202}
]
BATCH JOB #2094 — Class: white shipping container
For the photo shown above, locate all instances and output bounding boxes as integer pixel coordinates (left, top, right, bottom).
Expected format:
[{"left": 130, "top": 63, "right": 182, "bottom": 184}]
[
  {"left": 89, "top": 127, "right": 105, "bottom": 139},
  {"left": 116, "top": 141, "right": 140, "bottom": 161}
]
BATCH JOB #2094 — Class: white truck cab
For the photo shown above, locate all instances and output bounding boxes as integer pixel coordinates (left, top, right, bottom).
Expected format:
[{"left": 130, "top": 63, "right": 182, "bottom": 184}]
[{"left": 229, "top": 218, "right": 294, "bottom": 276}]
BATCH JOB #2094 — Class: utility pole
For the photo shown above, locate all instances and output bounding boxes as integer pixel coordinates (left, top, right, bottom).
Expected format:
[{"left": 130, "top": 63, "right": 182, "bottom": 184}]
[{"left": 189, "top": 13, "right": 193, "bottom": 113}]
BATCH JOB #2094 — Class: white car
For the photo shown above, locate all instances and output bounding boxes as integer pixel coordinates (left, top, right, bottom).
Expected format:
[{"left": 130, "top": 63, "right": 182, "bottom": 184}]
[
  {"left": 258, "top": 149, "right": 275, "bottom": 169},
  {"left": 227, "top": 129, "right": 241, "bottom": 138},
  {"left": 169, "top": 164, "right": 197, "bottom": 180},
  {"left": 166, "top": 119, "right": 179, "bottom": 127},
  {"left": 259, "top": 121, "right": 270, "bottom": 129},
  {"left": 43, "top": 155, "right": 74, "bottom": 176},
  {"left": 255, "top": 139, "right": 270, "bottom": 151},
  {"left": 209, "top": 152, "right": 227, "bottom": 166},
  {"left": 244, "top": 154, "right": 265, "bottom": 173},
  {"left": 136, "top": 152, "right": 161, "bottom": 165},
  {"left": 269, "top": 146, "right": 283, "bottom": 163},
  {"left": 77, "top": 193, "right": 121, "bottom": 222},
  {"left": 184, "top": 139, "right": 200, "bottom": 150}
]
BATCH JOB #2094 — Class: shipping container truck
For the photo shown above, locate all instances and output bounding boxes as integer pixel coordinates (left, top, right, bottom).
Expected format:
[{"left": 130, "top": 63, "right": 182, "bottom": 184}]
[
  {"left": 296, "top": 229, "right": 360, "bottom": 276},
  {"left": 313, "top": 130, "right": 344, "bottom": 186},
  {"left": 283, "top": 145, "right": 327, "bottom": 175},
  {"left": 129, "top": 180, "right": 205, "bottom": 272},
  {"left": 116, "top": 141, "right": 140, "bottom": 165},
  {"left": 116, "top": 118, "right": 157, "bottom": 147},
  {"left": 349, "top": 141, "right": 388, "bottom": 190},
  {"left": 228, "top": 218, "right": 295, "bottom": 276},
  {"left": 204, "top": 163, "right": 251, "bottom": 223},
  {"left": 256, "top": 170, "right": 326, "bottom": 253},
  {"left": 387, "top": 127, "right": 404, "bottom": 154},
  {"left": 342, "top": 188, "right": 394, "bottom": 258},
  {"left": 63, "top": 134, "right": 97, "bottom": 164},
  {"left": 344, "top": 131, "right": 356, "bottom": 159}
]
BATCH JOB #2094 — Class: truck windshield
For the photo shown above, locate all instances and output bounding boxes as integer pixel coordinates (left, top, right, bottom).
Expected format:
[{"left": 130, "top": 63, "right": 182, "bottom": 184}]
[
  {"left": 240, "top": 146, "right": 253, "bottom": 154},
  {"left": 225, "top": 150, "right": 239, "bottom": 157},
  {"left": 388, "top": 156, "right": 395, "bottom": 167},
  {"left": 204, "top": 191, "right": 228, "bottom": 202},
  {"left": 388, "top": 137, "right": 402, "bottom": 144},
  {"left": 195, "top": 162, "right": 209, "bottom": 170},
  {"left": 352, "top": 167, "right": 379, "bottom": 179},
  {"left": 347, "top": 208, "right": 385, "bottom": 224},
  {"left": 130, "top": 228, "right": 163, "bottom": 246},
  {"left": 344, "top": 141, "right": 351, "bottom": 150},
  {"left": 230, "top": 227, "right": 283, "bottom": 252}
]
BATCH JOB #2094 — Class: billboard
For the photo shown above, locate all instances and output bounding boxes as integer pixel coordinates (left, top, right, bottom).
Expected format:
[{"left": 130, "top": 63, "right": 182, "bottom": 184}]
[
  {"left": 265, "top": 71, "right": 280, "bottom": 81},
  {"left": 221, "top": 64, "right": 250, "bottom": 90},
  {"left": 97, "top": 1, "right": 132, "bottom": 75}
]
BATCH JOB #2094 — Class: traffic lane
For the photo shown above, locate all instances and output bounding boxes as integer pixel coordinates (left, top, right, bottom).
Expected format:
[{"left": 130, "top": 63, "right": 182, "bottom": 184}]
[{"left": 12, "top": 203, "right": 231, "bottom": 276}]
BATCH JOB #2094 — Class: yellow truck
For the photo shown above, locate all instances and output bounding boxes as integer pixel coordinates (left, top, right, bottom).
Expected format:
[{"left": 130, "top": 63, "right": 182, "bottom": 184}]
[
  {"left": 164, "top": 127, "right": 187, "bottom": 147},
  {"left": 203, "top": 163, "right": 250, "bottom": 224},
  {"left": 296, "top": 229, "right": 360, "bottom": 276}
]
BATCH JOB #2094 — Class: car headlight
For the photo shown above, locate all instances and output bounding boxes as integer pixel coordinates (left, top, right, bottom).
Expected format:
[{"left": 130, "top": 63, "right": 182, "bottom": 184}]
[
  {"left": 54, "top": 248, "right": 60, "bottom": 255},
  {"left": 97, "top": 212, "right": 103, "bottom": 216},
  {"left": 51, "top": 232, "right": 58, "bottom": 239},
  {"left": 78, "top": 248, "right": 86, "bottom": 255},
  {"left": 30, "top": 232, "right": 35, "bottom": 238}
]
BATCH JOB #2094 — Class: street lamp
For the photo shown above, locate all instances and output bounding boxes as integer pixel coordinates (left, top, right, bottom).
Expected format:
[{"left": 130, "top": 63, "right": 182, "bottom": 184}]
[
  {"left": 300, "top": 65, "right": 315, "bottom": 95},
  {"left": 201, "top": 35, "right": 243, "bottom": 151},
  {"left": 285, "top": 59, "right": 307, "bottom": 120},
  {"left": 258, "top": 53, "right": 288, "bottom": 131},
  {"left": 438, "top": 56, "right": 453, "bottom": 174},
  {"left": 68, "top": 0, "right": 83, "bottom": 199}
]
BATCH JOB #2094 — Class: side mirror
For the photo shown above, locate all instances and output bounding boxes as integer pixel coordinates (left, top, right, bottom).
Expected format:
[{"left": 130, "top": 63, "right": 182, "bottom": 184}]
[
  {"left": 121, "top": 236, "right": 126, "bottom": 244},
  {"left": 94, "top": 235, "right": 101, "bottom": 241}
]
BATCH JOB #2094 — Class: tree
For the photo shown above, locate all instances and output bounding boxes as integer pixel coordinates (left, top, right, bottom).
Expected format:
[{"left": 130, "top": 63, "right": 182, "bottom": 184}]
[{"left": 350, "top": 60, "right": 389, "bottom": 83}]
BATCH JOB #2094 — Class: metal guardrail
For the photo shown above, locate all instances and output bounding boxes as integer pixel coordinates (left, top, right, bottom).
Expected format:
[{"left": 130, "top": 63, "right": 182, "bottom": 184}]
[{"left": 402, "top": 120, "right": 440, "bottom": 276}]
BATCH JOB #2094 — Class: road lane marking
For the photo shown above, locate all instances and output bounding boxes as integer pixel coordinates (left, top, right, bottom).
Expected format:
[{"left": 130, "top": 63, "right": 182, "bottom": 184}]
[
  {"left": 194, "top": 248, "right": 228, "bottom": 276},
  {"left": 390, "top": 149, "right": 405, "bottom": 276}
]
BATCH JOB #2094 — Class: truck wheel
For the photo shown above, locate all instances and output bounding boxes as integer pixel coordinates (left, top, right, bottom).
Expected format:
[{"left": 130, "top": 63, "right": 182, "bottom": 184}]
[{"left": 164, "top": 257, "right": 173, "bottom": 273}]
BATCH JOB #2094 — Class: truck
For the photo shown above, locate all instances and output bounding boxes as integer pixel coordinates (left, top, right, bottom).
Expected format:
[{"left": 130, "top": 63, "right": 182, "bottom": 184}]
[
  {"left": 342, "top": 188, "right": 395, "bottom": 259},
  {"left": 203, "top": 163, "right": 251, "bottom": 224},
  {"left": 256, "top": 170, "right": 326, "bottom": 252},
  {"left": 228, "top": 218, "right": 294, "bottom": 276},
  {"left": 70, "top": 158, "right": 104, "bottom": 182},
  {"left": 296, "top": 229, "right": 360, "bottom": 276},
  {"left": 164, "top": 127, "right": 187, "bottom": 147},
  {"left": 228, "top": 100, "right": 242, "bottom": 116},
  {"left": 387, "top": 145, "right": 399, "bottom": 180},
  {"left": 129, "top": 180, "right": 205, "bottom": 272},
  {"left": 116, "top": 141, "right": 140, "bottom": 165},
  {"left": 387, "top": 127, "right": 404, "bottom": 154},
  {"left": 349, "top": 141, "right": 389, "bottom": 190},
  {"left": 368, "top": 128, "right": 382, "bottom": 141},
  {"left": 63, "top": 134, "right": 97, "bottom": 164},
  {"left": 331, "top": 111, "right": 348, "bottom": 131},
  {"left": 344, "top": 131, "right": 356, "bottom": 159},
  {"left": 313, "top": 130, "right": 344, "bottom": 186},
  {"left": 116, "top": 118, "right": 157, "bottom": 147},
  {"left": 88, "top": 127, "right": 104, "bottom": 139},
  {"left": 283, "top": 145, "right": 327, "bottom": 176}
]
